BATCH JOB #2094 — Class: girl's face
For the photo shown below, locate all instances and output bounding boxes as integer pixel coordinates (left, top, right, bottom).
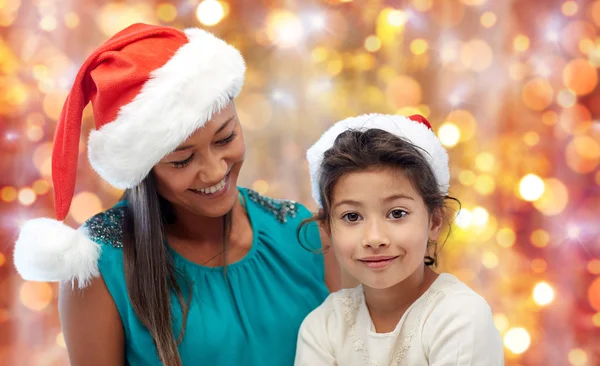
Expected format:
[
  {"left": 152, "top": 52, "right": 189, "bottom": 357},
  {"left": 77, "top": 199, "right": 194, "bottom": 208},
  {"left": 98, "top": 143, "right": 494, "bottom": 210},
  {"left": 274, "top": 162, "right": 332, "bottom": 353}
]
[
  {"left": 153, "top": 102, "right": 245, "bottom": 219},
  {"left": 326, "top": 167, "right": 442, "bottom": 290}
]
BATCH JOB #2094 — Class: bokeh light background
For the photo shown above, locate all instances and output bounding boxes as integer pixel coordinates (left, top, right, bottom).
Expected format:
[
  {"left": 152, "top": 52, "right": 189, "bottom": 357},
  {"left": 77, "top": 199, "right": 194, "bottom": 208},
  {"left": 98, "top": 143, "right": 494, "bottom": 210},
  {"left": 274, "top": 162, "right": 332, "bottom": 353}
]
[{"left": 1, "top": 0, "right": 600, "bottom": 365}]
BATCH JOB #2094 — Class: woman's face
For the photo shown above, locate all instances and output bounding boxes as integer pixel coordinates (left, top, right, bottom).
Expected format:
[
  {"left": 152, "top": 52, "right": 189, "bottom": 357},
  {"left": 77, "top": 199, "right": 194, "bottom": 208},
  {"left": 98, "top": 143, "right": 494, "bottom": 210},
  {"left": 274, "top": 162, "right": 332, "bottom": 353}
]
[{"left": 153, "top": 102, "right": 245, "bottom": 218}]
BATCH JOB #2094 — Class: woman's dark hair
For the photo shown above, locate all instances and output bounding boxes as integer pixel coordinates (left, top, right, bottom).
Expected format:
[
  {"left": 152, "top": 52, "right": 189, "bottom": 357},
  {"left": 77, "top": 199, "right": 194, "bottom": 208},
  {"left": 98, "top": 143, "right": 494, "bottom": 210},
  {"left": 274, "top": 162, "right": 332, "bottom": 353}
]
[
  {"left": 300, "top": 128, "right": 459, "bottom": 266},
  {"left": 121, "top": 172, "right": 232, "bottom": 366}
]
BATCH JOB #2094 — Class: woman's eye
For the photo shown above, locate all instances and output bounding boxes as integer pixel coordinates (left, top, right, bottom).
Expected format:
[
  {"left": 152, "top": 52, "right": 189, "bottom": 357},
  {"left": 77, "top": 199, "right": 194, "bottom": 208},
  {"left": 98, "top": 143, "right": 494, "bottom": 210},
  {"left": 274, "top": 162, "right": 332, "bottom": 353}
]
[
  {"left": 216, "top": 131, "right": 237, "bottom": 145},
  {"left": 171, "top": 154, "right": 194, "bottom": 168}
]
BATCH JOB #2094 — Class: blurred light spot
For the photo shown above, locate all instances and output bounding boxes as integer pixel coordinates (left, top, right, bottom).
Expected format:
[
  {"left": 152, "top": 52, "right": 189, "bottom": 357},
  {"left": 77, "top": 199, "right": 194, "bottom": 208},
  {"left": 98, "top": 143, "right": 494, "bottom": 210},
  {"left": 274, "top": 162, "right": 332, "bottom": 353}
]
[
  {"left": 266, "top": 10, "right": 303, "bottom": 47},
  {"left": 64, "top": 12, "right": 79, "bottom": 28},
  {"left": 579, "top": 39, "right": 595, "bottom": 54},
  {"left": 386, "top": 75, "right": 422, "bottom": 108},
  {"left": 542, "top": 110, "right": 558, "bottom": 126},
  {"left": 411, "top": 0, "right": 432, "bottom": 12},
  {"left": 509, "top": 62, "right": 527, "bottom": 81},
  {"left": 196, "top": 0, "right": 225, "bottom": 26},
  {"left": 589, "top": 277, "right": 600, "bottom": 311},
  {"left": 531, "top": 258, "right": 547, "bottom": 273},
  {"left": 32, "top": 179, "right": 50, "bottom": 195},
  {"left": 0, "top": 253, "right": 5, "bottom": 267},
  {"left": 460, "top": 0, "right": 486, "bottom": 5},
  {"left": 497, "top": 228, "right": 516, "bottom": 248},
  {"left": 589, "top": 259, "right": 600, "bottom": 275},
  {"left": 156, "top": 3, "right": 178, "bottom": 22},
  {"left": 40, "top": 15, "right": 57, "bottom": 31},
  {"left": 557, "top": 89, "right": 577, "bottom": 108},
  {"left": 252, "top": 180, "right": 269, "bottom": 195},
  {"left": 567, "top": 224, "right": 581, "bottom": 239},
  {"left": 565, "top": 135, "right": 600, "bottom": 173},
  {"left": 593, "top": 312, "right": 600, "bottom": 327},
  {"left": 533, "top": 281, "right": 555, "bottom": 306},
  {"left": 519, "top": 174, "right": 545, "bottom": 202},
  {"left": 445, "top": 109, "right": 477, "bottom": 142},
  {"left": 533, "top": 178, "right": 569, "bottom": 216},
  {"left": 18, "top": 188, "right": 36, "bottom": 206},
  {"left": 1, "top": 186, "right": 17, "bottom": 202},
  {"left": 568, "top": 348, "right": 588, "bottom": 366},
  {"left": 438, "top": 123, "right": 460, "bottom": 147},
  {"left": 562, "top": 1, "right": 578, "bottom": 16},
  {"left": 56, "top": 332, "right": 66, "bottom": 348},
  {"left": 524, "top": 131, "right": 540, "bottom": 146},
  {"left": 386, "top": 9, "right": 408, "bottom": 27},
  {"left": 493, "top": 313, "right": 509, "bottom": 333},
  {"left": 480, "top": 12, "right": 496, "bottom": 28},
  {"left": 20, "top": 282, "right": 53, "bottom": 311},
  {"left": 504, "top": 327, "right": 531, "bottom": 355},
  {"left": 70, "top": 192, "right": 103, "bottom": 224},
  {"left": 482, "top": 252, "right": 498, "bottom": 269},
  {"left": 364, "top": 35, "right": 381, "bottom": 52},
  {"left": 410, "top": 39, "right": 428, "bottom": 55},
  {"left": 563, "top": 59, "right": 598, "bottom": 96},
  {"left": 455, "top": 209, "right": 472, "bottom": 229},
  {"left": 26, "top": 126, "right": 44, "bottom": 142},
  {"left": 530, "top": 229, "right": 550, "bottom": 248},
  {"left": 460, "top": 39, "right": 493, "bottom": 71},
  {"left": 472, "top": 207, "right": 489, "bottom": 226},
  {"left": 522, "top": 78, "right": 553, "bottom": 111},
  {"left": 475, "top": 152, "right": 495, "bottom": 172},
  {"left": 458, "top": 170, "right": 476, "bottom": 186},
  {"left": 513, "top": 35, "right": 530, "bottom": 52}
]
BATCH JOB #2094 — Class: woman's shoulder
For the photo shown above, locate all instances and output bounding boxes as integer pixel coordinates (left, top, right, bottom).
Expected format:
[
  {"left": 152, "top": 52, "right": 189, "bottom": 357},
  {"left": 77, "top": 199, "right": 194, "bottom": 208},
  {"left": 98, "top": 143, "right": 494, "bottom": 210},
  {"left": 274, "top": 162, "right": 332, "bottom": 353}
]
[
  {"left": 82, "top": 202, "right": 127, "bottom": 247},
  {"left": 239, "top": 187, "right": 313, "bottom": 223},
  {"left": 80, "top": 202, "right": 128, "bottom": 270}
]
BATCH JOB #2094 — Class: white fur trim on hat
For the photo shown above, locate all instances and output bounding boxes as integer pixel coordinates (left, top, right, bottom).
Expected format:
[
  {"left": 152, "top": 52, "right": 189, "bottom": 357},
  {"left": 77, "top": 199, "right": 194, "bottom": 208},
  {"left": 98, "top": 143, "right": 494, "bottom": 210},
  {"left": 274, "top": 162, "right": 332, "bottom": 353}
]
[
  {"left": 306, "top": 114, "right": 450, "bottom": 207},
  {"left": 88, "top": 28, "right": 246, "bottom": 189},
  {"left": 14, "top": 218, "right": 100, "bottom": 288}
]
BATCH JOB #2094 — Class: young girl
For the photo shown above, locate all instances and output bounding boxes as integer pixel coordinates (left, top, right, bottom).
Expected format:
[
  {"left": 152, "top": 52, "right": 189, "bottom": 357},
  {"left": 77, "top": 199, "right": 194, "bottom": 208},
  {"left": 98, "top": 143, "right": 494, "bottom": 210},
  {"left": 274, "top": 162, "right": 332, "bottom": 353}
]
[{"left": 295, "top": 114, "right": 504, "bottom": 365}]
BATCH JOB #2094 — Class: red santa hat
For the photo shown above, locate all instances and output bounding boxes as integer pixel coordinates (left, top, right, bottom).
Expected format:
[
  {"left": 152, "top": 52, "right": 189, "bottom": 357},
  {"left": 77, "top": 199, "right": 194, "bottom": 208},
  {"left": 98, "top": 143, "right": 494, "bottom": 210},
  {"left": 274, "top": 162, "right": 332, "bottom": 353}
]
[
  {"left": 14, "top": 23, "right": 246, "bottom": 286},
  {"left": 306, "top": 114, "right": 450, "bottom": 207}
]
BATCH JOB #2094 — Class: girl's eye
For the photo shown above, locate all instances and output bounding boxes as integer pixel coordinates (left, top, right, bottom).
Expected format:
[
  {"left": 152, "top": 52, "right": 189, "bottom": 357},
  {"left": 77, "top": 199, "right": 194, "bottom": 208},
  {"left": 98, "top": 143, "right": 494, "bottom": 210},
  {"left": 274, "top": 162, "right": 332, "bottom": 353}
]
[
  {"left": 388, "top": 209, "right": 407, "bottom": 219},
  {"left": 342, "top": 212, "right": 361, "bottom": 222},
  {"left": 216, "top": 131, "right": 237, "bottom": 145},
  {"left": 171, "top": 154, "right": 194, "bottom": 168}
]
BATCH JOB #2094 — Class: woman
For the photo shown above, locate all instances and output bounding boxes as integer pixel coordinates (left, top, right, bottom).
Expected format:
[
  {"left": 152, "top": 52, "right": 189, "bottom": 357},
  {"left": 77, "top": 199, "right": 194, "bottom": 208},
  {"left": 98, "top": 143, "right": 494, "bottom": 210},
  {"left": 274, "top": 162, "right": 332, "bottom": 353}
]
[{"left": 14, "top": 23, "right": 340, "bottom": 366}]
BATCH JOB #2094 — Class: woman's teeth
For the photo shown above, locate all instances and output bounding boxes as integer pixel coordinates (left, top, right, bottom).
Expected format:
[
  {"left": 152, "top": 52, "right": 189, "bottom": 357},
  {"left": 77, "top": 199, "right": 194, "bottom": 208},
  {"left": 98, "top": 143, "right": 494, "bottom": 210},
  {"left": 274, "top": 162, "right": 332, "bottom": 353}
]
[{"left": 194, "top": 176, "right": 227, "bottom": 195}]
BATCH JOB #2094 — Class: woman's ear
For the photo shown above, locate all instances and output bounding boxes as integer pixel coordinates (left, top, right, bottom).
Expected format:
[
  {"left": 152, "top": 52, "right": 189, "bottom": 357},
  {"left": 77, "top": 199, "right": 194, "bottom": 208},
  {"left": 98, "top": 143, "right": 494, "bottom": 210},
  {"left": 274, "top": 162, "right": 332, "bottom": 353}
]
[{"left": 317, "top": 209, "right": 331, "bottom": 237}]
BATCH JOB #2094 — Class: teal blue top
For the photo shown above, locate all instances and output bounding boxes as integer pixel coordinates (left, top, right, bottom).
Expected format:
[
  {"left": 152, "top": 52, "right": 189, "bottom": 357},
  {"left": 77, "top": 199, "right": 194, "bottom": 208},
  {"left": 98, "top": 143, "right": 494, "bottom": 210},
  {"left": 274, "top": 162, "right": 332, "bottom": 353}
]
[{"left": 84, "top": 187, "right": 328, "bottom": 365}]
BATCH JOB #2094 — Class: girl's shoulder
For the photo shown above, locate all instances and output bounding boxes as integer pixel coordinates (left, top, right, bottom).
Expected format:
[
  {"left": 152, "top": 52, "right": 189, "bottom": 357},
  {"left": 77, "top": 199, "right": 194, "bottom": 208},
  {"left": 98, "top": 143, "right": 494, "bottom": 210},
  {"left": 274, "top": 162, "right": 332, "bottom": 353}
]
[
  {"left": 301, "top": 285, "right": 364, "bottom": 330},
  {"left": 423, "top": 273, "right": 496, "bottom": 329}
]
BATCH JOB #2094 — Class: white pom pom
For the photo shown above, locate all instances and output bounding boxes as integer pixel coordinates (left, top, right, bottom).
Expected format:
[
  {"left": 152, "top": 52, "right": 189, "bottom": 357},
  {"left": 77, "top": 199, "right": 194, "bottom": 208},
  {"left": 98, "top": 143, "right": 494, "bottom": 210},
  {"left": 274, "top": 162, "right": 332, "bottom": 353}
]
[{"left": 13, "top": 218, "right": 101, "bottom": 288}]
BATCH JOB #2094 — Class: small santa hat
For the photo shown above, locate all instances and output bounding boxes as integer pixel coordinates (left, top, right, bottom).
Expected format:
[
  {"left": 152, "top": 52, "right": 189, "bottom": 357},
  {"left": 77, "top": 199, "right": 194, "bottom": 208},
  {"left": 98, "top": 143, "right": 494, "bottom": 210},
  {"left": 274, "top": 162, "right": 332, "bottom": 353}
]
[
  {"left": 306, "top": 114, "right": 450, "bottom": 207},
  {"left": 14, "top": 23, "right": 246, "bottom": 287}
]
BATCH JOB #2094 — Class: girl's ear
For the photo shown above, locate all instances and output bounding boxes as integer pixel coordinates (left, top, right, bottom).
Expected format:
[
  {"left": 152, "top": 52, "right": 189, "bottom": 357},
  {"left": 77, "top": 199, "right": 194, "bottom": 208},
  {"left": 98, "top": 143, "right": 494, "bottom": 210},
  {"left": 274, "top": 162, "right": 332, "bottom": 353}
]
[{"left": 428, "top": 207, "right": 444, "bottom": 241}]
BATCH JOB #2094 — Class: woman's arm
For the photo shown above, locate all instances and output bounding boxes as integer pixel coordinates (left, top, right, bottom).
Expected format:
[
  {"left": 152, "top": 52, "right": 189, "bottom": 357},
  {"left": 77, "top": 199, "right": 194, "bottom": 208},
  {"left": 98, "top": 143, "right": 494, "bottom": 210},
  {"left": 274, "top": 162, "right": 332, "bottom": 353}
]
[{"left": 58, "top": 276, "right": 125, "bottom": 366}]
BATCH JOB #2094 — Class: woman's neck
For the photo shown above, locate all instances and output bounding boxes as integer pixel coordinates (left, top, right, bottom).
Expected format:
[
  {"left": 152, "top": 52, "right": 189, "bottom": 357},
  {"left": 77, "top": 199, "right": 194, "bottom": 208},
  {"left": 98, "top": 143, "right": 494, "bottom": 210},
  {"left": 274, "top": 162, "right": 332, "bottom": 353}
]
[
  {"left": 166, "top": 198, "right": 246, "bottom": 245},
  {"left": 362, "top": 267, "right": 438, "bottom": 333}
]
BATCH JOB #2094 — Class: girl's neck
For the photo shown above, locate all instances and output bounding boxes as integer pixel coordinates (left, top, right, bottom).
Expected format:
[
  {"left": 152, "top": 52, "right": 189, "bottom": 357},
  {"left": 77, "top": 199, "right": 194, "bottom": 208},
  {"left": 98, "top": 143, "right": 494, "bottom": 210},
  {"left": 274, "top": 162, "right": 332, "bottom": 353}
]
[{"left": 362, "top": 267, "right": 438, "bottom": 333}]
